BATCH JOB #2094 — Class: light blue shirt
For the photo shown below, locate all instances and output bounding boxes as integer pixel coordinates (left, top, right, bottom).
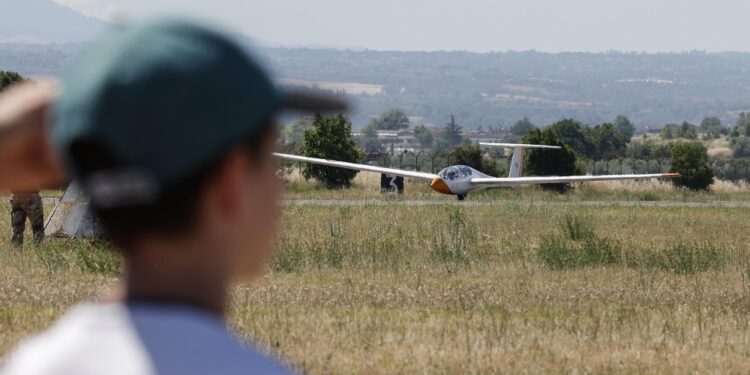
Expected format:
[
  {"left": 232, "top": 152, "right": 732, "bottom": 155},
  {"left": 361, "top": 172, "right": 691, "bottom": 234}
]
[{"left": 2, "top": 303, "right": 295, "bottom": 375}]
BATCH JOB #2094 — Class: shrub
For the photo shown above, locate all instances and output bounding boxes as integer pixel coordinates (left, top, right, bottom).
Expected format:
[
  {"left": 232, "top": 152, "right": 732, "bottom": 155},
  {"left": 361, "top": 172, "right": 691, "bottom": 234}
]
[
  {"left": 539, "top": 215, "right": 621, "bottom": 269},
  {"left": 537, "top": 215, "right": 722, "bottom": 274},
  {"left": 629, "top": 243, "right": 724, "bottom": 274},
  {"left": 429, "top": 207, "right": 483, "bottom": 265},
  {"left": 522, "top": 128, "right": 581, "bottom": 191},
  {"left": 0, "top": 71, "right": 24, "bottom": 92},
  {"left": 538, "top": 235, "right": 622, "bottom": 270},
  {"left": 669, "top": 142, "right": 714, "bottom": 190},
  {"left": 560, "top": 214, "right": 595, "bottom": 241}
]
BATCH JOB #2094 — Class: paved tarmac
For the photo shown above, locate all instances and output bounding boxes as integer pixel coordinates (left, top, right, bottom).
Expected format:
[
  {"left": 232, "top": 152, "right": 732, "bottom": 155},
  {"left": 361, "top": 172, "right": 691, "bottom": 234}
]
[
  {"left": 284, "top": 199, "right": 750, "bottom": 208},
  {"left": 2, "top": 196, "right": 749, "bottom": 209}
]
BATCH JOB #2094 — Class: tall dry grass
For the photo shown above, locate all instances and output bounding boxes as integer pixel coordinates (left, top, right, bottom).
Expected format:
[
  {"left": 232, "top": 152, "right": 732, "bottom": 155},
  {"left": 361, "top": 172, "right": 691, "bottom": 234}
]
[
  {"left": 281, "top": 167, "right": 750, "bottom": 202},
  {"left": 3, "top": 200, "right": 750, "bottom": 373}
]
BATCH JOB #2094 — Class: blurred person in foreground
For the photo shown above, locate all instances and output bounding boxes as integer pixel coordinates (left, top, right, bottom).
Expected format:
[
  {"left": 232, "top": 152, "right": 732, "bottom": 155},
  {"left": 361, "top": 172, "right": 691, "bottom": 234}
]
[
  {"left": 1, "top": 19, "right": 346, "bottom": 375},
  {"left": 0, "top": 82, "right": 63, "bottom": 191}
]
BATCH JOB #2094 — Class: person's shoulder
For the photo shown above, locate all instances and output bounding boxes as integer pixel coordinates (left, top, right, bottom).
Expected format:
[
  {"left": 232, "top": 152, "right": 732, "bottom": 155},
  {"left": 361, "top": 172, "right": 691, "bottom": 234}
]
[
  {"left": 2, "top": 304, "right": 154, "bottom": 375},
  {"left": 126, "top": 303, "right": 297, "bottom": 374},
  {"left": 2, "top": 303, "right": 297, "bottom": 375}
]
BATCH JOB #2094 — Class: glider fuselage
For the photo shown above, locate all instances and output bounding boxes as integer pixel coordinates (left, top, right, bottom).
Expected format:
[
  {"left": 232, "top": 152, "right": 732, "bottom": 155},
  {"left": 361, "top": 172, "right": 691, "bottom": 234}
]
[{"left": 431, "top": 165, "right": 490, "bottom": 195}]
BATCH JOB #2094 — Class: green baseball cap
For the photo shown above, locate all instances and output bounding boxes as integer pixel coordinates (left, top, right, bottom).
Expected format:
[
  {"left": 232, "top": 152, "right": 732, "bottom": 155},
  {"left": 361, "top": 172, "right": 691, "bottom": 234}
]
[{"left": 53, "top": 19, "right": 346, "bottom": 208}]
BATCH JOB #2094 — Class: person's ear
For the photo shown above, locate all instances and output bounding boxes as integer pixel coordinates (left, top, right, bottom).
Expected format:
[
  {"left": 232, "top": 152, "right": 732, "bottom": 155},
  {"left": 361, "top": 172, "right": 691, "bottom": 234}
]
[{"left": 205, "top": 149, "right": 249, "bottom": 222}]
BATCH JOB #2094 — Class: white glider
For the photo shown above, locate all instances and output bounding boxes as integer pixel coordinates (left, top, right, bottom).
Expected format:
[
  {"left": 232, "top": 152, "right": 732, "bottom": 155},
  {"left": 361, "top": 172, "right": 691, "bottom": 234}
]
[{"left": 275, "top": 145, "right": 679, "bottom": 200}]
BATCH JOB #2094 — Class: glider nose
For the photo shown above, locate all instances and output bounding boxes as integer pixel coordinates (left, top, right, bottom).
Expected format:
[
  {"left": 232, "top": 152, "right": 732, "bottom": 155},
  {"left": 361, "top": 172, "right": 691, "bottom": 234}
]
[{"left": 431, "top": 177, "right": 452, "bottom": 195}]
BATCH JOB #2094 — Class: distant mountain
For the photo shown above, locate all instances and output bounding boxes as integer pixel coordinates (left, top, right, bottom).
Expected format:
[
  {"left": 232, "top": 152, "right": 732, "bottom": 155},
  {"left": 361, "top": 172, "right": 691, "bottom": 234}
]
[
  {"left": 0, "top": 0, "right": 108, "bottom": 44},
  {"left": 262, "top": 48, "right": 750, "bottom": 128},
  {"left": 3, "top": 35, "right": 750, "bottom": 128}
]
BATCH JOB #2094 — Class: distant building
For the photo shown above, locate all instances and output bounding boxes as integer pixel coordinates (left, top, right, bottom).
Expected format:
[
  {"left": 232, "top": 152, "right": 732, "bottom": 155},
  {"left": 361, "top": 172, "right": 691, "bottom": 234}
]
[
  {"left": 464, "top": 129, "right": 509, "bottom": 144},
  {"left": 352, "top": 129, "right": 418, "bottom": 153},
  {"left": 384, "top": 130, "right": 416, "bottom": 153},
  {"left": 645, "top": 124, "right": 664, "bottom": 134},
  {"left": 353, "top": 127, "right": 509, "bottom": 153}
]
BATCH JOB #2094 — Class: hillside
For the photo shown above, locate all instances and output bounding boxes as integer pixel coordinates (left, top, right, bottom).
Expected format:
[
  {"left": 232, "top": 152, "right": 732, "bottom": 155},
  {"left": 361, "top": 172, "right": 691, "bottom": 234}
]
[
  {"left": 0, "top": 0, "right": 108, "bottom": 44},
  {"left": 2, "top": 41, "right": 750, "bottom": 129},
  {"left": 263, "top": 49, "right": 750, "bottom": 128}
]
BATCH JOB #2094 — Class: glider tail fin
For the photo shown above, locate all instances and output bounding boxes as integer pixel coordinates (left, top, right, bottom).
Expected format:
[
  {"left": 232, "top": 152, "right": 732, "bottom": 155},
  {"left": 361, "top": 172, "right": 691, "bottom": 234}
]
[
  {"left": 509, "top": 147, "right": 524, "bottom": 178},
  {"left": 479, "top": 143, "right": 563, "bottom": 178}
]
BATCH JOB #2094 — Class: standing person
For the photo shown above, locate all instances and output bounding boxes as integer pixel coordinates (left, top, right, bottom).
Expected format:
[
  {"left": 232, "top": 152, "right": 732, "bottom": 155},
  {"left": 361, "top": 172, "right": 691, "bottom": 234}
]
[
  {"left": 10, "top": 190, "right": 44, "bottom": 246},
  {"left": 2, "top": 19, "right": 346, "bottom": 374}
]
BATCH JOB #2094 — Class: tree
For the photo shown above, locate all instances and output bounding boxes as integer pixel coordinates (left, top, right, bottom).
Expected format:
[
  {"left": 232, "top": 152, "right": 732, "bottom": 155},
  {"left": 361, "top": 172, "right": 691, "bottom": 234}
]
[
  {"left": 661, "top": 122, "right": 697, "bottom": 140},
  {"left": 661, "top": 125, "right": 674, "bottom": 140},
  {"left": 732, "top": 113, "right": 750, "bottom": 137},
  {"left": 359, "top": 122, "right": 383, "bottom": 154},
  {"left": 679, "top": 121, "right": 698, "bottom": 139},
  {"left": 613, "top": 115, "right": 635, "bottom": 141},
  {"left": 522, "top": 128, "right": 580, "bottom": 191},
  {"left": 731, "top": 137, "right": 750, "bottom": 157},
  {"left": 700, "top": 116, "right": 723, "bottom": 139},
  {"left": 413, "top": 124, "right": 434, "bottom": 149},
  {"left": 300, "top": 113, "right": 364, "bottom": 188},
  {"left": 369, "top": 108, "right": 410, "bottom": 130},
  {"left": 437, "top": 115, "right": 464, "bottom": 149},
  {"left": 448, "top": 144, "right": 502, "bottom": 176},
  {"left": 282, "top": 118, "right": 312, "bottom": 147},
  {"left": 510, "top": 117, "right": 536, "bottom": 137},
  {"left": 547, "top": 119, "right": 595, "bottom": 158},
  {"left": 626, "top": 140, "right": 671, "bottom": 159},
  {"left": 0, "top": 71, "right": 24, "bottom": 92},
  {"left": 588, "top": 123, "right": 628, "bottom": 159},
  {"left": 669, "top": 142, "right": 714, "bottom": 191}
]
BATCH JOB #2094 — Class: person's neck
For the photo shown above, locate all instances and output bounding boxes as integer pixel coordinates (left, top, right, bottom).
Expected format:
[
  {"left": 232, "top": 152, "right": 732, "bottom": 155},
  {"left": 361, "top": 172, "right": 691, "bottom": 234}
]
[{"left": 122, "top": 235, "right": 231, "bottom": 317}]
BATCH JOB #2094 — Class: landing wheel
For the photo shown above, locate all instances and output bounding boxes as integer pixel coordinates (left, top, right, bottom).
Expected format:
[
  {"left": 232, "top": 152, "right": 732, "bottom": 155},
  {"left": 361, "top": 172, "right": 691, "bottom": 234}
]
[{"left": 457, "top": 194, "right": 466, "bottom": 201}]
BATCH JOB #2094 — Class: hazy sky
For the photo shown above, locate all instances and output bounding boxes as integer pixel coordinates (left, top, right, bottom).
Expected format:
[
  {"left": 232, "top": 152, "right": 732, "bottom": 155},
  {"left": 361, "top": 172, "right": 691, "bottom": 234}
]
[{"left": 53, "top": 0, "right": 750, "bottom": 52}]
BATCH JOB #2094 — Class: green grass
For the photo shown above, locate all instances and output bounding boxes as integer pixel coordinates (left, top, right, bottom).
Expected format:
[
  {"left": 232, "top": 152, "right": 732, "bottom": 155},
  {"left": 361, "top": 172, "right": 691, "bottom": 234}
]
[{"left": 539, "top": 214, "right": 725, "bottom": 274}]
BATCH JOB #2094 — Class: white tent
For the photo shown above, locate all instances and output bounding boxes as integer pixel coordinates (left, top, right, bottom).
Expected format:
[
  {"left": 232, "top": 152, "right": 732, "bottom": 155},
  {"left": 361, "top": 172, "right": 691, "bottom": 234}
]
[{"left": 44, "top": 183, "right": 103, "bottom": 238}]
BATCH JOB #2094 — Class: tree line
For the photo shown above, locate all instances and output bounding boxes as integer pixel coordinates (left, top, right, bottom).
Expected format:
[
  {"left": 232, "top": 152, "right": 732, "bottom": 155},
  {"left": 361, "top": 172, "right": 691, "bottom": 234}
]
[{"left": 283, "top": 111, "right": 715, "bottom": 191}]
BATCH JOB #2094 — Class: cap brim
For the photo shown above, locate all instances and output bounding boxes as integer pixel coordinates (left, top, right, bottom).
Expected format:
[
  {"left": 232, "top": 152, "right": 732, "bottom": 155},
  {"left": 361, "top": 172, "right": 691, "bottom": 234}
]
[{"left": 279, "top": 89, "right": 349, "bottom": 113}]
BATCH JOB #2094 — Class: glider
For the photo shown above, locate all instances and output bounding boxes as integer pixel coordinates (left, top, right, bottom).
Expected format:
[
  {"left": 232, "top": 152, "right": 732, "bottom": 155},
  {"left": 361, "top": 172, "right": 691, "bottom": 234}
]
[{"left": 275, "top": 143, "right": 679, "bottom": 200}]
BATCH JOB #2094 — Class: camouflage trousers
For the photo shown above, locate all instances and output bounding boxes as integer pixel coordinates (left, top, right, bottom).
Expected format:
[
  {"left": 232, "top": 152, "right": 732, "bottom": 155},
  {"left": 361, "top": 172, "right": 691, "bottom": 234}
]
[{"left": 10, "top": 192, "right": 45, "bottom": 246}]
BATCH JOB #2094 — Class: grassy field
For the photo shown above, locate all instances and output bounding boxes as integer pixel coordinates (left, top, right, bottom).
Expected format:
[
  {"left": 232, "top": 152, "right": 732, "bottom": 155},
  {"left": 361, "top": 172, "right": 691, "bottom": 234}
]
[
  {"left": 282, "top": 169, "right": 750, "bottom": 203},
  {"left": 2, "top": 184, "right": 750, "bottom": 373}
]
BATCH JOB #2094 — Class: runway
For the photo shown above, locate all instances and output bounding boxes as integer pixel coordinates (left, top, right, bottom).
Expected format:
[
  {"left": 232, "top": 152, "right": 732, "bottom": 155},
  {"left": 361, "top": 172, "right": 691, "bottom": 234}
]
[
  {"left": 283, "top": 199, "right": 750, "bottom": 208},
  {"left": 2, "top": 197, "right": 749, "bottom": 209}
]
